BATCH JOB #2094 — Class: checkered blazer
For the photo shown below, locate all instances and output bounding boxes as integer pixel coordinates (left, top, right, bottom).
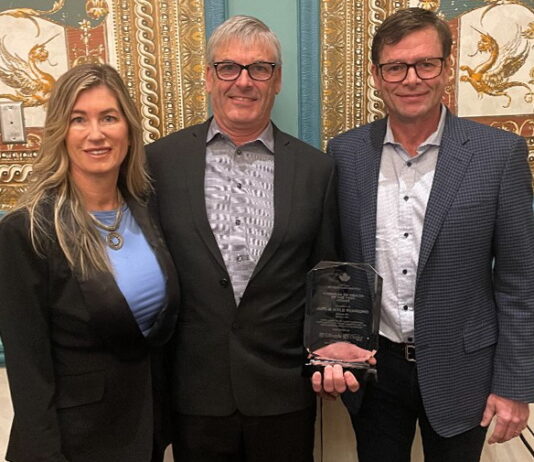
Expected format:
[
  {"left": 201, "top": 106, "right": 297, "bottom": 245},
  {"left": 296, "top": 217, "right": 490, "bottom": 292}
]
[{"left": 329, "top": 110, "right": 534, "bottom": 437}]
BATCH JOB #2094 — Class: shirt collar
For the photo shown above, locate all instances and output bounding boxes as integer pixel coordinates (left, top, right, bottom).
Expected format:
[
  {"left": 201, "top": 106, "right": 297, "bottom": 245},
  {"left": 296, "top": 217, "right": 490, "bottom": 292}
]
[
  {"left": 206, "top": 119, "right": 275, "bottom": 154},
  {"left": 384, "top": 104, "right": 447, "bottom": 149}
]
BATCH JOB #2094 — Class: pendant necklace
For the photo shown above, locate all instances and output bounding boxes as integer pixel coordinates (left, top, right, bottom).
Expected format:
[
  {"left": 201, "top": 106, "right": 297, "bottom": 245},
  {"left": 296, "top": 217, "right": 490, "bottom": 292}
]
[{"left": 90, "top": 195, "right": 125, "bottom": 251}]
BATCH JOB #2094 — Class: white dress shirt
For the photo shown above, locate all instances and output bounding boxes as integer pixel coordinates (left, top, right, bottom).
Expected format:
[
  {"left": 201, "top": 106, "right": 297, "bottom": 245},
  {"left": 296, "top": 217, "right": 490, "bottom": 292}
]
[{"left": 376, "top": 107, "right": 446, "bottom": 343}]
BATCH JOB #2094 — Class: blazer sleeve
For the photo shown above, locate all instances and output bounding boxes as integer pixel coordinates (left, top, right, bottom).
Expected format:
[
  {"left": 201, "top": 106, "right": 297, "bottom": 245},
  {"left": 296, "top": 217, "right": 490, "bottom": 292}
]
[
  {"left": 0, "top": 213, "right": 68, "bottom": 461},
  {"left": 491, "top": 135, "right": 534, "bottom": 402}
]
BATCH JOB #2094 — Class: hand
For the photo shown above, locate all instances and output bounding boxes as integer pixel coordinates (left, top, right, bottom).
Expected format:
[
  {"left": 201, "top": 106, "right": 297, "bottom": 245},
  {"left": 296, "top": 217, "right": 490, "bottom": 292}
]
[
  {"left": 311, "top": 364, "right": 359, "bottom": 400},
  {"left": 480, "top": 393, "right": 529, "bottom": 444}
]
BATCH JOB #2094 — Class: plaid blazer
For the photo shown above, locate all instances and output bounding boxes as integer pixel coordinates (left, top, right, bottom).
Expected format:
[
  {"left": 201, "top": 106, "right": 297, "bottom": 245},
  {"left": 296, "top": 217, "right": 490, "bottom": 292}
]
[{"left": 329, "top": 109, "right": 534, "bottom": 437}]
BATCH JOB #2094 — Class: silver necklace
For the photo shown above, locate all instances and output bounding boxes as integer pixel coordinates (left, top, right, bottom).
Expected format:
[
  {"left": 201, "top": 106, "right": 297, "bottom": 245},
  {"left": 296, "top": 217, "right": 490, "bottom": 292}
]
[{"left": 90, "top": 198, "right": 124, "bottom": 251}]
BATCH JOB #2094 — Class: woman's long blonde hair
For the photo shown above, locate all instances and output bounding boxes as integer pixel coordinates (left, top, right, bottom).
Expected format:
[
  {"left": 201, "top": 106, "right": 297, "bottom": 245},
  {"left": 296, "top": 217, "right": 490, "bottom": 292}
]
[{"left": 13, "top": 63, "right": 150, "bottom": 278}]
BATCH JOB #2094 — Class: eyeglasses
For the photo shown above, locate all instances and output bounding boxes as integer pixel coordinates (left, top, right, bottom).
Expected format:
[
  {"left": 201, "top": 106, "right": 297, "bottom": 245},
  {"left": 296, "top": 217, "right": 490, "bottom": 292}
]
[
  {"left": 378, "top": 57, "right": 444, "bottom": 83},
  {"left": 212, "top": 61, "right": 278, "bottom": 81}
]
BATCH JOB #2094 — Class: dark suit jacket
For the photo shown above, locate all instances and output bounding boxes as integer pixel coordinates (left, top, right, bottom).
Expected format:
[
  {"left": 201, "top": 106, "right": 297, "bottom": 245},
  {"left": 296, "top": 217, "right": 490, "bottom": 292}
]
[
  {"left": 0, "top": 195, "right": 179, "bottom": 461},
  {"left": 146, "top": 120, "right": 337, "bottom": 416},
  {"left": 329, "top": 110, "right": 534, "bottom": 437}
]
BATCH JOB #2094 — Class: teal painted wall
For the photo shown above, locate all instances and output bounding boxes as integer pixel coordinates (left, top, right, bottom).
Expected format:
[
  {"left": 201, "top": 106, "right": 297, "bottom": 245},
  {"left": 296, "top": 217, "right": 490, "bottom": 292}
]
[{"left": 227, "top": 0, "right": 299, "bottom": 137}]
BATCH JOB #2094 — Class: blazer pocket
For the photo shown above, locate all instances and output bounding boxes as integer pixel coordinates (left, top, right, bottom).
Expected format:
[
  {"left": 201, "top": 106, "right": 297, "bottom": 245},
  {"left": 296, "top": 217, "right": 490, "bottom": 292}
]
[
  {"left": 449, "top": 200, "right": 485, "bottom": 211},
  {"left": 55, "top": 370, "right": 105, "bottom": 409},
  {"left": 463, "top": 322, "right": 498, "bottom": 353}
]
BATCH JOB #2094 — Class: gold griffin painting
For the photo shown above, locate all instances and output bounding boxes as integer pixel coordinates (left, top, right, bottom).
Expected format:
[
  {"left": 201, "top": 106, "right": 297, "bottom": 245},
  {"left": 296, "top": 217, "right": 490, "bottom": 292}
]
[{"left": 0, "top": 0, "right": 206, "bottom": 211}]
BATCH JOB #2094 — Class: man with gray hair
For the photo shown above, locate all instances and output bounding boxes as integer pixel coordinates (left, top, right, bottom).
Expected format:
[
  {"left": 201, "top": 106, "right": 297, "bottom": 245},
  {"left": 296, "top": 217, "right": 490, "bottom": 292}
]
[{"left": 147, "top": 15, "right": 345, "bottom": 461}]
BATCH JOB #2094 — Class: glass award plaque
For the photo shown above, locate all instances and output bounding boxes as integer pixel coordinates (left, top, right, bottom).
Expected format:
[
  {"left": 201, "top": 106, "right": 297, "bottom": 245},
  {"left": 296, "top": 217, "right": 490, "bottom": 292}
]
[{"left": 303, "top": 261, "right": 382, "bottom": 381}]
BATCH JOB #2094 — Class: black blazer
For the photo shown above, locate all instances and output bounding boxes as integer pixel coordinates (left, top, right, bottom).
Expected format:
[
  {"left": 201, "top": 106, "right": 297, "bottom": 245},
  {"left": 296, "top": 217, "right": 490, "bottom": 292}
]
[
  {"left": 147, "top": 120, "right": 338, "bottom": 416},
  {"left": 0, "top": 195, "right": 179, "bottom": 461}
]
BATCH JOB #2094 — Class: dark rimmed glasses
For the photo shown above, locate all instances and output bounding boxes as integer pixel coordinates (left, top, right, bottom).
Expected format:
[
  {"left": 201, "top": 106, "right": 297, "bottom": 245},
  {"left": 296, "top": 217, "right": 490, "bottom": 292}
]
[
  {"left": 378, "top": 57, "right": 444, "bottom": 83},
  {"left": 212, "top": 61, "right": 278, "bottom": 81}
]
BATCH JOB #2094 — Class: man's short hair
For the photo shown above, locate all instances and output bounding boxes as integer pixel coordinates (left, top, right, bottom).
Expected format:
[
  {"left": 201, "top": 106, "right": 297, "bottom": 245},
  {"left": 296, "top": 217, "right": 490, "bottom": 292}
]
[
  {"left": 371, "top": 7, "right": 453, "bottom": 64},
  {"left": 206, "top": 15, "right": 282, "bottom": 64}
]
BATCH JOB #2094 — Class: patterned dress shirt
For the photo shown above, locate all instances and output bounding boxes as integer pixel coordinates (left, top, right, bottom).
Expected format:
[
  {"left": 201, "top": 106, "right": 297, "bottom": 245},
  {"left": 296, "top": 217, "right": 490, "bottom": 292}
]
[
  {"left": 376, "top": 106, "right": 446, "bottom": 344},
  {"left": 205, "top": 120, "right": 275, "bottom": 305}
]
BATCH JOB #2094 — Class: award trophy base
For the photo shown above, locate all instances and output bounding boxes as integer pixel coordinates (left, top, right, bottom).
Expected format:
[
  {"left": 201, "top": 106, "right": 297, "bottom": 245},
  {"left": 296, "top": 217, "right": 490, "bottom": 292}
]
[{"left": 302, "top": 357, "right": 377, "bottom": 383}]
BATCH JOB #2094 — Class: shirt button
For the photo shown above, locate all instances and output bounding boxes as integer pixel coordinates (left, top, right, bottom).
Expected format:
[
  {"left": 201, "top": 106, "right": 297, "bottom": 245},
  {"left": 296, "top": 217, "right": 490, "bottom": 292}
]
[
  {"left": 407, "top": 337, "right": 413, "bottom": 343},
  {"left": 402, "top": 269, "right": 408, "bottom": 275},
  {"left": 403, "top": 195, "right": 409, "bottom": 201},
  {"left": 219, "top": 278, "right": 229, "bottom": 287},
  {"left": 407, "top": 161, "right": 412, "bottom": 167},
  {"left": 404, "top": 232, "right": 409, "bottom": 238},
  {"left": 403, "top": 305, "right": 409, "bottom": 311},
  {"left": 236, "top": 149, "right": 242, "bottom": 155}
]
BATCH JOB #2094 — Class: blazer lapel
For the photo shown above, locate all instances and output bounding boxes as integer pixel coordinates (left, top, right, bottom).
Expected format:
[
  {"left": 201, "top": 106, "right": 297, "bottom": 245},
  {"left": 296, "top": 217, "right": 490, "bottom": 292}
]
[
  {"left": 127, "top": 196, "right": 179, "bottom": 346},
  {"left": 183, "top": 120, "right": 227, "bottom": 271},
  {"left": 76, "top": 264, "right": 146, "bottom": 360},
  {"left": 360, "top": 119, "right": 386, "bottom": 268},
  {"left": 250, "top": 126, "right": 294, "bottom": 279},
  {"left": 417, "top": 112, "right": 474, "bottom": 280}
]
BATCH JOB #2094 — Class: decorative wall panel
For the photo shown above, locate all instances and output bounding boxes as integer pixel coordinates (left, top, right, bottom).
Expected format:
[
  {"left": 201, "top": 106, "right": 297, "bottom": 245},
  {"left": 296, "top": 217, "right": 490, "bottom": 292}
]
[
  {"left": 0, "top": 0, "right": 207, "bottom": 211},
  {"left": 321, "top": 0, "right": 408, "bottom": 149}
]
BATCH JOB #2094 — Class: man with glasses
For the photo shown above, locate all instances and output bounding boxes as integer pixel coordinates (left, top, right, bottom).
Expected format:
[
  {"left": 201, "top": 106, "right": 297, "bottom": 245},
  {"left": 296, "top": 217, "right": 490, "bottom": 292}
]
[
  {"left": 146, "top": 15, "right": 344, "bottom": 461},
  {"left": 328, "top": 7, "right": 534, "bottom": 462}
]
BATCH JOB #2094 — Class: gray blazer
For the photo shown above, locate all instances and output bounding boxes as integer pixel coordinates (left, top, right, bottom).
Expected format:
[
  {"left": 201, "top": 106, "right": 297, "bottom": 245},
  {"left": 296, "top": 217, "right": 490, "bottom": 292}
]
[
  {"left": 329, "top": 110, "right": 534, "bottom": 437},
  {"left": 147, "top": 120, "right": 338, "bottom": 416}
]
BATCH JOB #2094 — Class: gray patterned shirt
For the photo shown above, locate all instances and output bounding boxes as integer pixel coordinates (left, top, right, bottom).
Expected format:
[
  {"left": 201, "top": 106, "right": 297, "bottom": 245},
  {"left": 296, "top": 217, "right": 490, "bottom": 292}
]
[
  {"left": 376, "top": 106, "right": 446, "bottom": 344},
  {"left": 205, "top": 120, "right": 275, "bottom": 305}
]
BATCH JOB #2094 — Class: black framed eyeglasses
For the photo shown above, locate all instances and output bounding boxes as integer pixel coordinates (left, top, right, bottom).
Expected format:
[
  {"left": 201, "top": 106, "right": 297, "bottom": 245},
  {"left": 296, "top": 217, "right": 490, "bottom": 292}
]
[
  {"left": 212, "top": 61, "right": 278, "bottom": 81},
  {"left": 378, "top": 57, "right": 444, "bottom": 83}
]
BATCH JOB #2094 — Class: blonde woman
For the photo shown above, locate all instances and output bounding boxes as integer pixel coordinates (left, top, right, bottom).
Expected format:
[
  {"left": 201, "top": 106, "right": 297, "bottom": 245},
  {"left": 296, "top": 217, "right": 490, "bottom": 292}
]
[{"left": 0, "top": 64, "right": 179, "bottom": 461}]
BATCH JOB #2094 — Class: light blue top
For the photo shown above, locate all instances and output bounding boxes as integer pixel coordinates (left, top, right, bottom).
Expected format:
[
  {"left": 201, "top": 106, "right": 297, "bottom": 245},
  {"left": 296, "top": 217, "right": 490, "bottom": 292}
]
[{"left": 91, "top": 205, "right": 166, "bottom": 336}]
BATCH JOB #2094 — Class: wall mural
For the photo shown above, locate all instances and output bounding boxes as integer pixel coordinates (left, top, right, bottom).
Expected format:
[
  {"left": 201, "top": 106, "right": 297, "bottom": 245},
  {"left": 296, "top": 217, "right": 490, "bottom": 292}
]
[
  {"left": 2, "top": 0, "right": 531, "bottom": 213},
  {"left": 0, "top": 0, "right": 207, "bottom": 211},
  {"left": 321, "top": 0, "right": 534, "bottom": 185}
]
